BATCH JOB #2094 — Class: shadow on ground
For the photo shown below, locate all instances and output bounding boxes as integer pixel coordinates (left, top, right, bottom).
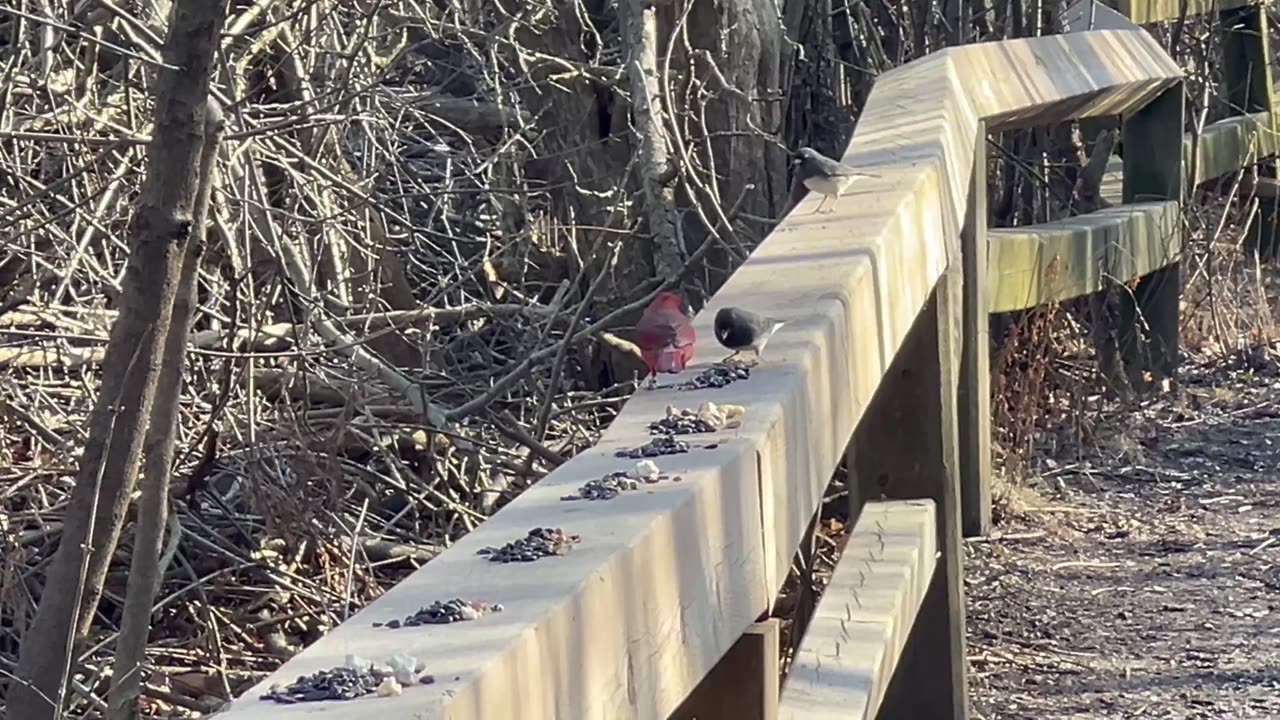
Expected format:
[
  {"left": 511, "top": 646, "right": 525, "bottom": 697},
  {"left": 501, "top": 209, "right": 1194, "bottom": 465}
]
[{"left": 967, "top": 354, "right": 1280, "bottom": 719}]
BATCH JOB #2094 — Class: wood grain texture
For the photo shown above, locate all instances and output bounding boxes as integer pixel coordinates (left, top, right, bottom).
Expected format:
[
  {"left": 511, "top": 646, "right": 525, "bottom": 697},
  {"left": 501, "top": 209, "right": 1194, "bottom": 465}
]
[
  {"left": 847, "top": 273, "right": 967, "bottom": 718},
  {"left": 1123, "top": 84, "right": 1185, "bottom": 384},
  {"left": 1099, "top": 107, "right": 1277, "bottom": 205},
  {"left": 217, "top": 30, "right": 1185, "bottom": 720},
  {"left": 778, "top": 501, "right": 937, "bottom": 719},
  {"left": 986, "top": 201, "right": 1181, "bottom": 312},
  {"left": 672, "top": 619, "right": 780, "bottom": 720},
  {"left": 959, "top": 120, "right": 991, "bottom": 538}
]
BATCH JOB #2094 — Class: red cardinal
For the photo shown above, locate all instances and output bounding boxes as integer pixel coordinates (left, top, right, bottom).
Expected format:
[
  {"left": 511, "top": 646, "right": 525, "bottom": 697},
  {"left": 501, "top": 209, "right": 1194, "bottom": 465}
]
[{"left": 634, "top": 291, "right": 696, "bottom": 389}]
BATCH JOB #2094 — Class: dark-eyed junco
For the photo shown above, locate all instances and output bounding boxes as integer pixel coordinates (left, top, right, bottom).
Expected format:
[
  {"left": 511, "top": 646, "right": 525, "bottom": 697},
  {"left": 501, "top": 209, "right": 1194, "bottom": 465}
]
[
  {"left": 793, "top": 147, "right": 877, "bottom": 213},
  {"left": 714, "top": 306, "right": 786, "bottom": 366}
]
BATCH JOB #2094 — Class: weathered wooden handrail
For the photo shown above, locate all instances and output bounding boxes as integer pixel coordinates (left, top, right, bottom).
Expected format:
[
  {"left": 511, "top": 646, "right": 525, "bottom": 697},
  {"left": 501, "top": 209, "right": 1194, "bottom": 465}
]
[
  {"left": 1107, "top": 0, "right": 1257, "bottom": 24},
  {"left": 778, "top": 500, "right": 937, "bottom": 718},
  {"left": 987, "top": 201, "right": 1181, "bottom": 313},
  {"left": 962, "top": 0, "right": 1277, "bottom": 535},
  {"left": 214, "top": 26, "right": 1181, "bottom": 720}
]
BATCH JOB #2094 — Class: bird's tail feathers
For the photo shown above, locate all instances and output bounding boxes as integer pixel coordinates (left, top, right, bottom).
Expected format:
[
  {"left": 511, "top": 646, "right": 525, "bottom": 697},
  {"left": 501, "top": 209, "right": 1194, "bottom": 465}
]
[{"left": 655, "top": 346, "right": 686, "bottom": 373}]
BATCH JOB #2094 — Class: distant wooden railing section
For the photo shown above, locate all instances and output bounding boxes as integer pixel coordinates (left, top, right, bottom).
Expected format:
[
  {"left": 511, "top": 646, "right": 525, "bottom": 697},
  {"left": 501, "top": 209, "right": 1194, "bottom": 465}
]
[{"left": 215, "top": 2, "right": 1275, "bottom": 718}]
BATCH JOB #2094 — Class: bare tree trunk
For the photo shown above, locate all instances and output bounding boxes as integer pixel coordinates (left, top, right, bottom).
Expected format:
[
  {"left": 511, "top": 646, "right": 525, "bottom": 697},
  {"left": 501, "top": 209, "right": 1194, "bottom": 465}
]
[
  {"left": 622, "top": 0, "right": 685, "bottom": 280},
  {"left": 679, "top": 0, "right": 788, "bottom": 289},
  {"left": 11, "top": 2, "right": 229, "bottom": 717},
  {"left": 106, "top": 96, "right": 225, "bottom": 720}
]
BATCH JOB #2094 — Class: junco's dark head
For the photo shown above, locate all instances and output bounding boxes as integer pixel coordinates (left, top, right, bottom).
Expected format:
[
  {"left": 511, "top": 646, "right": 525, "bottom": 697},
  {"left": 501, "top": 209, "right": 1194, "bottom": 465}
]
[
  {"left": 714, "top": 306, "right": 785, "bottom": 353},
  {"left": 795, "top": 147, "right": 860, "bottom": 180}
]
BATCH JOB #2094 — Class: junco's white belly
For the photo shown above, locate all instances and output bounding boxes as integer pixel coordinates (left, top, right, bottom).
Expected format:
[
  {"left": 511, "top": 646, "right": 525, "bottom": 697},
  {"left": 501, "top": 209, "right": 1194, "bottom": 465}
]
[{"left": 802, "top": 174, "right": 852, "bottom": 197}]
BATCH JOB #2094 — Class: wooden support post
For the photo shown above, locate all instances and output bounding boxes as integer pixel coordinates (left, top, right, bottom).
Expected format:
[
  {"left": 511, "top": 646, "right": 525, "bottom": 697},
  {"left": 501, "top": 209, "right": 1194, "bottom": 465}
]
[
  {"left": 671, "top": 619, "right": 780, "bottom": 720},
  {"left": 1120, "top": 82, "right": 1185, "bottom": 388},
  {"left": 959, "top": 121, "right": 991, "bottom": 538},
  {"left": 847, "top": 271, "right": 969, "bottom": 719},
  {"left": 1221, "top": 3, "right": 1278, "bottom": 260}
]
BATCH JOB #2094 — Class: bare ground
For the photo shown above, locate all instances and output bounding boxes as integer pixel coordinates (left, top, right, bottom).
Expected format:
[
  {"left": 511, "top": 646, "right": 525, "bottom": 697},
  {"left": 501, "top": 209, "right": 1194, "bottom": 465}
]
[{"left": 967, "top": 350, "right": 1280, "bottom": 719}]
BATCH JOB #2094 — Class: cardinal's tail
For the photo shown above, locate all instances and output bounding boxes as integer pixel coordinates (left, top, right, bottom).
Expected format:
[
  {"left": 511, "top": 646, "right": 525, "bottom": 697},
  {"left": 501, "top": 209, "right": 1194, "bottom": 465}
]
[{"left": 655, "top": 346, "right": 686, "bottom": 373}]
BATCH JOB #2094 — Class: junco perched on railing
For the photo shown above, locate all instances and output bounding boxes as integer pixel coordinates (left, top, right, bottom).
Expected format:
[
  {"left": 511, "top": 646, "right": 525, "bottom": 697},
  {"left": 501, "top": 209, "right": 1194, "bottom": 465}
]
[
  {"left": 793, "top": 147, "right": 877, "bottom": 213},
  {"left": 714, "top": 306, "right": 786, "bottom": 366}
]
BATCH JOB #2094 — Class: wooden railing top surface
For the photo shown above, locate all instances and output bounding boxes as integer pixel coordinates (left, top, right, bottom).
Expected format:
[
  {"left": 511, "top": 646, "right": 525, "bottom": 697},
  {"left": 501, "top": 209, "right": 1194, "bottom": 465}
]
[{"left": 218, "top": 29, "right": 1182, "bottom": 720}]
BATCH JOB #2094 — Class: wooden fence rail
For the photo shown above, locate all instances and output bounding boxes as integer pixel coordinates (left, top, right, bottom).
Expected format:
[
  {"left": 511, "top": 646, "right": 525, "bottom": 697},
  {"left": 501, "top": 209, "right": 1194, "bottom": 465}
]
[
  {"left": 960, "top": 0, "right": 1278, "bottom": 537},
  {"left": 214, "top": 1, "right": 1275, "bottom": 717}
]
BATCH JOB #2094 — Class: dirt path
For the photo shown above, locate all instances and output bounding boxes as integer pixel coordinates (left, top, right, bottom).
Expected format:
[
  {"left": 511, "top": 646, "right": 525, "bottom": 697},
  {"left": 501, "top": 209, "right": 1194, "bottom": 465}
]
[{"left": 966, "top": 355, "right": 1280, "bottom": 719}]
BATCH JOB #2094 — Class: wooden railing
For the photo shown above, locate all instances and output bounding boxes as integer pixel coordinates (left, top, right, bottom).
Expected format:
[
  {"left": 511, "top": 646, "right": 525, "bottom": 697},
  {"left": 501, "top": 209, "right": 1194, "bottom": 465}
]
[{"left": 214, "top": 2, "right": 1275, "bottom": 718}]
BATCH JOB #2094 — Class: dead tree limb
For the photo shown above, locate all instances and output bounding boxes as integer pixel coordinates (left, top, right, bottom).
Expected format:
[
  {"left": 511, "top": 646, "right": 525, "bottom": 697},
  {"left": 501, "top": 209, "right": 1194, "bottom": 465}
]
[
  {"left": 622, "top": 0, "right": 685, "bottom": 280},
  {"left": 107, "top": 96, "right": 225, "bottom": 720},
  {"left": 1074, "top": 129, "right": 1118, "bottom": 213},
  {"left": 11, "top": 2, "right": 229, "bottom": 717}
]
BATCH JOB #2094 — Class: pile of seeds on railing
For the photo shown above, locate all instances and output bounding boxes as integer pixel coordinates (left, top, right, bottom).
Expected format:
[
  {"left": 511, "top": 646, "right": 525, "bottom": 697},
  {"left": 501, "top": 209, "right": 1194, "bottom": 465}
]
[
  {"left": 477, "top": 527, "right": 581, "bottom": 562},
  {"left": 562, "top": 470, "right": 640, "bottom": 501},
  {"left": 649, "top": 412, "right": 719, "bottom": 435},
  {"left": 615, "top": 434, "right": 693, "bottom": 459},
  {"left": 373, "top": 598, "right": 504, "bottom": 628},
  {"left": 673, "top": 364, "right": 751, "bottom": 390},
  {"left": 648, "top": 402, "right": 747, "bottom": 436},
  {"left": 562, "top": 460, "right": 683, "bottom": 501},
  {"left": 260, "top": 665, "right": 389, "bottom": 703}
]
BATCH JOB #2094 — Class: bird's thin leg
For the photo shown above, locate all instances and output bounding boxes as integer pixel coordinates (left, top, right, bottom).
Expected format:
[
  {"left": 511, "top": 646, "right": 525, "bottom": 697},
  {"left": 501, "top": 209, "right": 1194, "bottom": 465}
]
[
  {"left": 720, "top": 351, "right": 743, "bottom": 366},
  {"left": 812, "top": 194, "right": 828, "bottom": 214},
  {"left": 644, "top": 374, "right": 658, "bottom": 390}
]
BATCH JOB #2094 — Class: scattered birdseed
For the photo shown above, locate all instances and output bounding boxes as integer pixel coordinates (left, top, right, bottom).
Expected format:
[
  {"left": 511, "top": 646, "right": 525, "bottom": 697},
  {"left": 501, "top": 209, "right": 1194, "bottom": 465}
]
[
  {"left": 373, "top": 598, "right": 504, "bottom": 628},
  {"left": 615, "top": 434, "right": 692, "bottom": 458},
  {"left": 259, "top": 665, "right": 389, "bottom": 703},
  {"left": 562, "top": 462, "right": 682, "bottom": 501},
  {"left": 649, "top": 406, "right": 719, "bottom": 435},
  {"left": 477, "top": 527, "right": 581, "bottom": 562},
  {"left": 674, "top": 364, "right": 751, "bottom": 390},
  {"left": 562, "top": 471, "right": 639, "bottom": 501}
]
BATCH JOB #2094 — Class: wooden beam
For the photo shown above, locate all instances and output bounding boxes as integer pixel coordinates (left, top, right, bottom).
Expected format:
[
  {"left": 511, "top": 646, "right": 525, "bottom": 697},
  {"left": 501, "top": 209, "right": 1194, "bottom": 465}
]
[
  {"left": 985, "top": 201, "right": 1181, "bottom": 313},
  {"left": 1221, "top": 3, "right": 1279, "bottom": 259},
  {"left": 1111, "top": 0, "right": 1259, "bottom": 25},
  {"left": 672, "top": 620, "right": 780, "bottom": 720},
  {"left": 847, "top": 272, "right": 968, "bottom": 719},
  {"left": 958, "top": 120, "right": 991, "bottom": 539},
  {"left": 1121, "top": 83, "right": 1185, "bottom": 389},
  {"left": 1242, "top": 176, "right": 1280, "bottom": 199},
  {"left": 778, "top": 501, "right": 938, "bottom": 719},
  {"left": 1100, "top": 108, "right": 1278, "bottom": 208},
  {"left": 216, "top": 31, "right": 1183, "bottom": 720},
  {"left": 1189, "top": 111, "right": 1278, "bottom": 187}
]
